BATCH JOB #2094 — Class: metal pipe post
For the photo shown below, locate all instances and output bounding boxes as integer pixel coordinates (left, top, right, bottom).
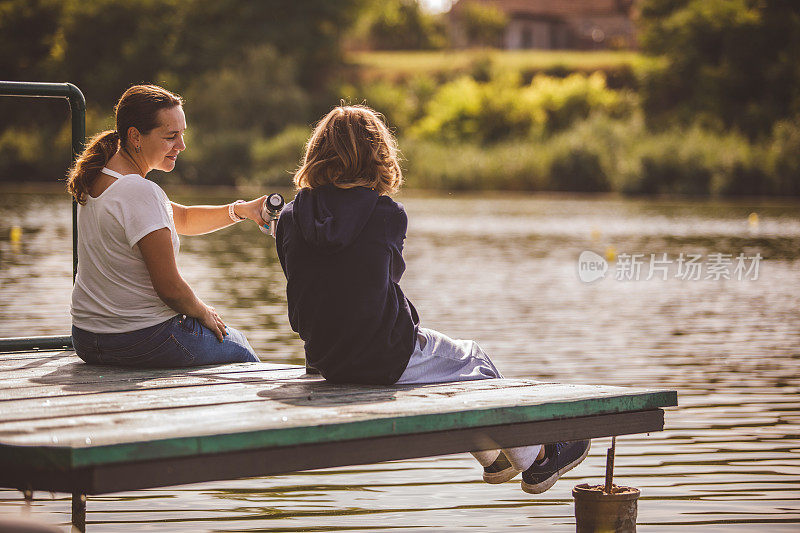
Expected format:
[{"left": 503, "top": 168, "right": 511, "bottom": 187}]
[
  {"left": 0, "top": 80, "right": 86, "bottom": 350},
  {"left": 0, "top": 81, "right": 86, "bottom": 281},
  {"left": 0, "top": 336, "right": 72, "bottom": 352},
  {"left": 66, "top": 83, "right": 86, "bottom": 281}
]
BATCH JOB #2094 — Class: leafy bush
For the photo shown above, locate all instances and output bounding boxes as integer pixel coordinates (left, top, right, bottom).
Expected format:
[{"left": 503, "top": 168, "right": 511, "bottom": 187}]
[
  {"left": 555, "top": 116, "right": 775, "bottom": 197},
  {"left": 0, "top": 129, "right": 49, "bottom": 179},
  {"left": 546, "top": 143, "right": 610, "bottom": 192},
  {"left": 719, "top": 160, "right": 772, "bottom": 196},
  {"left": 0, "top": 100, "right": 114, "bottom": 182},
  {"left": 177, "top": 45, "right": 310, "bottom": 185},
  {"left": 410, "top": 73, "right": 629, "bottom": 143},
  {"left": 467, "top": 52, "right": 495, "bottom": 82},
  {"left": 410, "top": 76, "right": 493, "bottom": 142},
  {"left": 338, "top": 81, "right": 419, "bottom": 132},
  {"left": 184, "top": 45, "right": 309, "bottom": 137},
  {"left": 247, "top": 111, "right": 792, "bottom": 196},
  {"left": 621, "top": 127, "right": 755, "bottom": 196},
  {"left": 177, "top": 131, "right": 252, "bottom": 186},
  {"left": 525, "top": 73, "right": 630, "bottom": 132},
  {"left": 250, "top": 125, "right": 310, "bottom": 187},
  {"left": 638, "top": 152, "right": 712, "bottom": 196},
  {"left": 768, "top": 118, "right": 800, "bottom": 196},
  {"left": 366, "top": 0, "right": 447, "bottom": 50},
  {"left": 410, "top": 74, "right": 544, "bottom": 142},
  {"left": 401, "top": 113, "right": 786, "bottom": 197},
  {"left": 617, "top": 127, "right": 713, "bottom": 196},
  {"left": 710, "top": 134, "right": 773, "bottom": 196},
  {"left": 455, "top": 1, "right": 508, "bottom": 47},
  {"left": 401, "top": 137, "right": 547, "bottom": 191}
]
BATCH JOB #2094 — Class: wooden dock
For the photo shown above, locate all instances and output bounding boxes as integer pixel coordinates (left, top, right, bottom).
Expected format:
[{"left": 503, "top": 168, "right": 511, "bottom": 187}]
[{"left": 0, "top": 347, "right": 677, "bottom": 531}]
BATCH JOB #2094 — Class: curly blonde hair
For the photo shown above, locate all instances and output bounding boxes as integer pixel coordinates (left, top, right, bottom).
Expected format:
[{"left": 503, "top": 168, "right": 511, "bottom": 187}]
[{"left": 294, "top": 105, "right": 403, "bottom": 195}]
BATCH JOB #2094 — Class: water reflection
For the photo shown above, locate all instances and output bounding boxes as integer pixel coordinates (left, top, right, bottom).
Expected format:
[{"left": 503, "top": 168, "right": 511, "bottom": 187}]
[{"left": 0, "top": 188, "right": 799, "bottom": 531}]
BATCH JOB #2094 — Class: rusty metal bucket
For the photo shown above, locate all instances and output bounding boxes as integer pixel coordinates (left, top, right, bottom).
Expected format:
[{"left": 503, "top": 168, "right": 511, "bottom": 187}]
[{"left": 573, "top": 483, "right": 640, "bottom": 533}]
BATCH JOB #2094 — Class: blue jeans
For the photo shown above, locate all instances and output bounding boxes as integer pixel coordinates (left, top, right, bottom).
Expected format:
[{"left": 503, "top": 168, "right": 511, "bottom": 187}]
[{"left": 72, "top": 315, "right": 259, "bottom": 368}]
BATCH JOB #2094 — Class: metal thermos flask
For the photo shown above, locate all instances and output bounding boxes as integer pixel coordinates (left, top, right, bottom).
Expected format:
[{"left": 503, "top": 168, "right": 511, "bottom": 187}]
[{"left": 260, "top": 193, "right": 285, "bottom": 237}]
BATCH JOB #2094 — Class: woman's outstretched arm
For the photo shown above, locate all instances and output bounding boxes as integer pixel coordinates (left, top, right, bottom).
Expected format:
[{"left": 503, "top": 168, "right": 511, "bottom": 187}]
[{"left": 171, "top": 196, "right": 267, "bottom": 235}]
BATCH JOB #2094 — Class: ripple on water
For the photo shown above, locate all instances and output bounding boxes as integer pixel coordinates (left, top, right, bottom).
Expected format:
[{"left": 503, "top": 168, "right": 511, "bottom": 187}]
[{"left": 0, "top": 190, "right": 799, "bottom": 531}]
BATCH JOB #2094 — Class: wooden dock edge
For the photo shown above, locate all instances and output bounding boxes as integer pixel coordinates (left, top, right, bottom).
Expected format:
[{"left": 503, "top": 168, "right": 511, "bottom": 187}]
[
  {"left": 0, "top": 389, "right": 677, "bottom": 472},
  {"left": 2, "top": 409, "right": 665, "bottom": 495}
]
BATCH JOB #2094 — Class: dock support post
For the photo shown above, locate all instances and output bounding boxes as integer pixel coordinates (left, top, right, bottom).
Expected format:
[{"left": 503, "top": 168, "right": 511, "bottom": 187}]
[
  {"left": 71, "top": 493, "right": 85, "bottom": 532},
  {"left": 604, "top": 436, "right": 616, "bottom": 493},
  {"left": 22, "top": 489, "right": 33, "bottom": 515}
]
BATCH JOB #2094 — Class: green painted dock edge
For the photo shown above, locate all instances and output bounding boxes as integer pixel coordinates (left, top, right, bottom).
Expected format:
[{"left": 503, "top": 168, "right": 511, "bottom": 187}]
[{"left": 0, "top": 389, "right": 677, "bottom": 471}]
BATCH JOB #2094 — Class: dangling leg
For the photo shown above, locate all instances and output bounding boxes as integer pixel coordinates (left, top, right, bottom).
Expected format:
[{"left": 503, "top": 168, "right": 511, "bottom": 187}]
[{"left": 396, "top": 327, "right": 544, "bottom": 483}]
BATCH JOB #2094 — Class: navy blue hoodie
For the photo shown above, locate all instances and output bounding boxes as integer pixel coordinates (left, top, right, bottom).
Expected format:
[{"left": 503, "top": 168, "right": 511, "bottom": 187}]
[{"left": 275, "top": 185, "right": 419, "bottom": 384}]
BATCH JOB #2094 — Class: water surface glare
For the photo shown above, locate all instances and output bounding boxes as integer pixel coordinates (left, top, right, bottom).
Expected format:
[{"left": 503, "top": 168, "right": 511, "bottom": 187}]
[{"left": 1, "top": 189, "right": 799, "bottom": 531}]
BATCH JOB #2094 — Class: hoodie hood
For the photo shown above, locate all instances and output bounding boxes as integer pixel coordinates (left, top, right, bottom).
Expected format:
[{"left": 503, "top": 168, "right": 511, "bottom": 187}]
[{"left": 292, "top": 184, "right": 379, "bottom": 253}]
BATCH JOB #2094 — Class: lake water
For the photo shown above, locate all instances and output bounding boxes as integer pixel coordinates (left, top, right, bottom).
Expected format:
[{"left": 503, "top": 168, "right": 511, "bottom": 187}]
[{"left": 1, "top": 187, "right": 799, "bottom": 531}]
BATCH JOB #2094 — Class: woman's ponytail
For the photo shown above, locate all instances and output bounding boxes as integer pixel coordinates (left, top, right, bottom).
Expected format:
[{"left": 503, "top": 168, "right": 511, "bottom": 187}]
[{"left": 66, "top": 130, "right": 119, "bottom": 205}]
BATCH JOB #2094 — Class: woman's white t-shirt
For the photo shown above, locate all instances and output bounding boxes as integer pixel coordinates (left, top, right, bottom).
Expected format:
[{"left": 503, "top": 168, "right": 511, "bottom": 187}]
[{"left": 70, "top": 168, "right": 180, "bottom": 333}]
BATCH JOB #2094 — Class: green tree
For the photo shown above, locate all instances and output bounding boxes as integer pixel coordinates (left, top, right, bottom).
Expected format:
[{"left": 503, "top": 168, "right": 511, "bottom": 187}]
[
  {"left": 0, "top": 0, "right": 75, "bottom": 140},
  {"left": 366, "top": 0, "right": 446, "bottom": 50},
  {"left": 178, "top": 45, "right": 310, "bottom": 185},
  {"left": 46, "top": 0, "right": 180, "bottom": 106},
  {"left": 169, "top": 0, "right": 365, "bottom": 91},
  {"left": 0, "top": 0, "right": 61, "bottom": 80},
  {"left": 456, "top": 1, "right": 508, "bottom": 48},
  {"left": 0, "top": 0, "right": 368, "bottom": 182},
  {"left": 1, "top": 0, "right": 366, "bottom": 105},
  {"left": 639, "top": 0, "right": 800, "bottom": 137}
]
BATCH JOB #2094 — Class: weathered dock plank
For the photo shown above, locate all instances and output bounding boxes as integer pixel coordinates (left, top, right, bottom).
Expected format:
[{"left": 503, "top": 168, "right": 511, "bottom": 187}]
[
  {"left": 3, "top": 376, "right": 540, "bottom": 422},
  {"left": 0, "top": 357, "right": 294, "bottom": 382},
  {"left": 0, "top": 367, "right": 308, "bottom": 402},
  {"left": 0, "top": 362, "right": 304, "bottom": 394}
]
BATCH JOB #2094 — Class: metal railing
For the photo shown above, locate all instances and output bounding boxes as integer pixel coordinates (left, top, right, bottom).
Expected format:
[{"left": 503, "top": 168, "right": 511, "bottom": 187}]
[{"left": 0, "top": 81, "right": 85, "bottom": 351}]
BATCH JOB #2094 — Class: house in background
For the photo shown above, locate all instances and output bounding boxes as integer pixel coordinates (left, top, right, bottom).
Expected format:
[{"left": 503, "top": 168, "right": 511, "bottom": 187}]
[{"left": 450, "top": 0, "right": 638, "bottom": 50}]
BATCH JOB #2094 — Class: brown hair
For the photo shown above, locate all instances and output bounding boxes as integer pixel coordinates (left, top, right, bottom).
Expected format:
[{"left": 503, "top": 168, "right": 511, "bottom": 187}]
[
  {"left": 294, "top": 104, "right": 403, "bottom": 195},
  {"left": 66, "top": 84, "right": 183, "bottom": 204}
]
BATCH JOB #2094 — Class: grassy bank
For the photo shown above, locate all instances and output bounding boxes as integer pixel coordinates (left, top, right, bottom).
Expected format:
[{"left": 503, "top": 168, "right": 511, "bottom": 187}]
[
  {"left": 345, "top": 49, "right": 647, "bottom": 87},
  {"left": 244, "top": 111, "right": 800, "bottom": 197},
  {"left": 399, "top": 114, "right": 800, "bottom": 197},
  {"left": 348, "top": 49, "right": 642, "bottom": 74}
]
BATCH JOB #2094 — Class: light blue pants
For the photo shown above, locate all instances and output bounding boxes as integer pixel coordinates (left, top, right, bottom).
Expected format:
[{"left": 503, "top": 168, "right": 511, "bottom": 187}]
[{"left": 397, "top": 327, "right": 542, "bottom": 472}]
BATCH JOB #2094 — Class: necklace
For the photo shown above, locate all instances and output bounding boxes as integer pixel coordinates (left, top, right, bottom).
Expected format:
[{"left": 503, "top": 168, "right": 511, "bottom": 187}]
[{"left": 120, "top": 146, "right": 147, "bottom": 177}]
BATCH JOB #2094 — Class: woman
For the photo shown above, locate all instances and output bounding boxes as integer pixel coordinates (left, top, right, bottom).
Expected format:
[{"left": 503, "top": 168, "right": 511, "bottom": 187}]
[{"left": 67, "top": 84, "right": 263, "bottom": 367}]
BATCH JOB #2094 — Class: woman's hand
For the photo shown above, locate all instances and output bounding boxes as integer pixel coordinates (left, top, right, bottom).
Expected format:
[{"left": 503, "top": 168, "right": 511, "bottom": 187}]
[
  {"left": 199, "top": 304, "right": 227, "bottom": 342},
  {"left": 233, "top": 195, "right": 269, "bottom": 227}
]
